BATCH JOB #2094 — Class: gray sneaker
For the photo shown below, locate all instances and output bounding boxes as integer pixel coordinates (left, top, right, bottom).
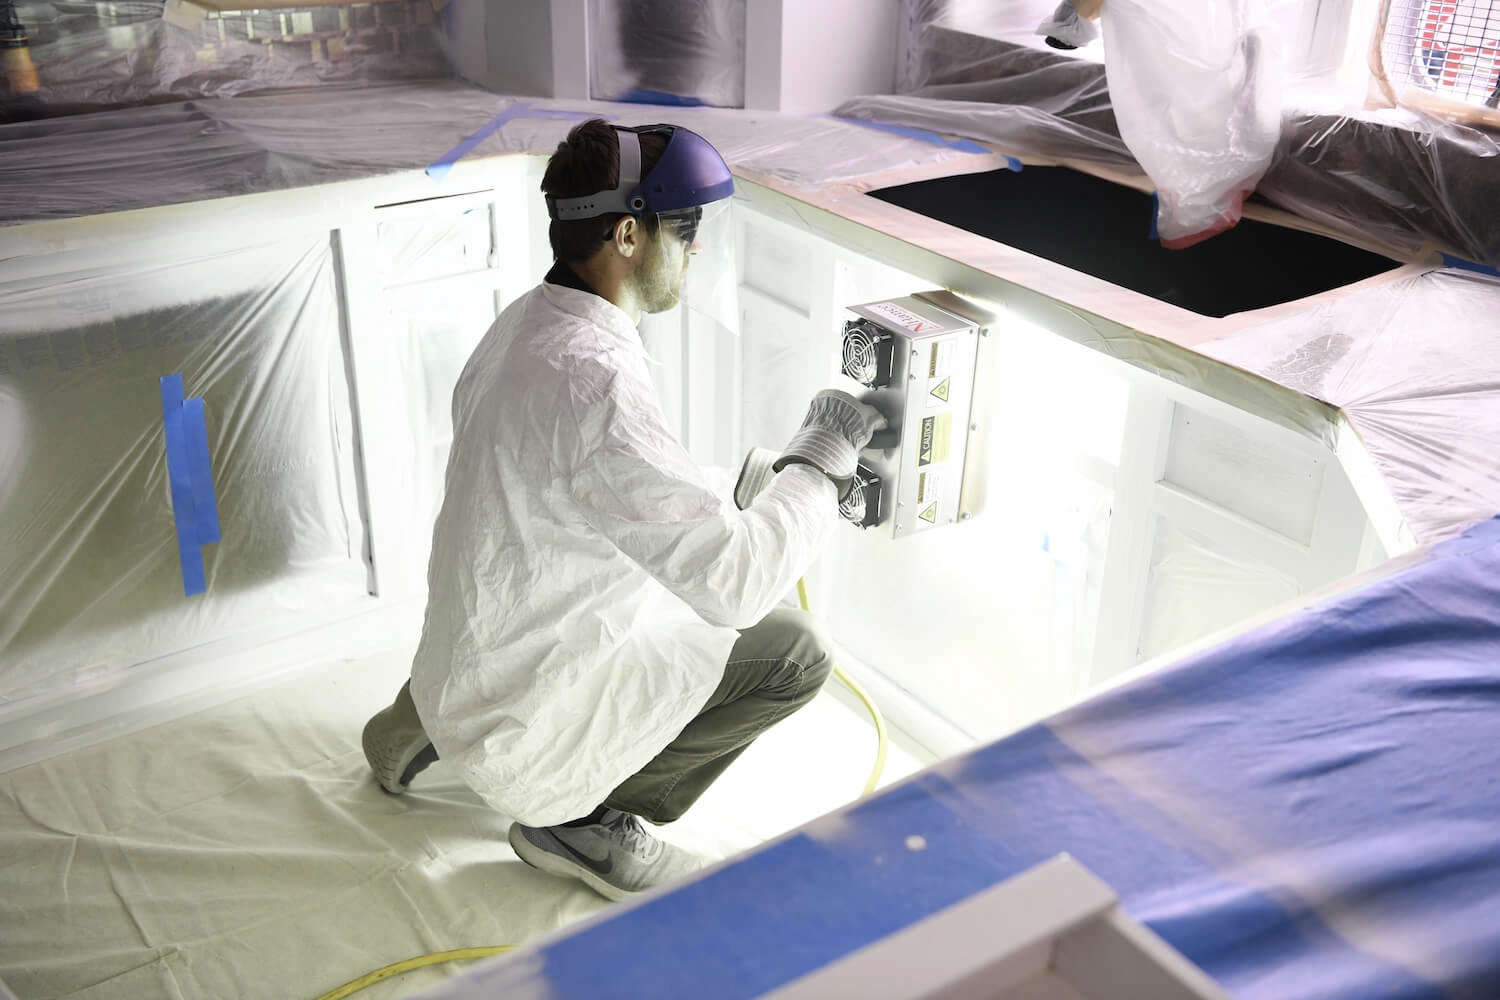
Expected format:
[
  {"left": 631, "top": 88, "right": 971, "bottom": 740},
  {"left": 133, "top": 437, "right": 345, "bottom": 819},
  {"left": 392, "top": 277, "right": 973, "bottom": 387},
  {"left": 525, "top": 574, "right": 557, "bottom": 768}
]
[
  {"left": 507, "top": 810, "right": 704, "bottom": 901},
  {"left": 361, "top": 680, "right": 438, "bottom": 794}
]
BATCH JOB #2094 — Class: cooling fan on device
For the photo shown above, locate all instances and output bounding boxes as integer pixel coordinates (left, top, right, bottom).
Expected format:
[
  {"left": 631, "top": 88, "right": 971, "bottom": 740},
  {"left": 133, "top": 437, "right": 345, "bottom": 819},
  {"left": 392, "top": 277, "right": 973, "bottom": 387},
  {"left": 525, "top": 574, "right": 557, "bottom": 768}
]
[
  {"left": 839, "top": 465, "right": 883, "bottom": 529},
  {"left": 841, "top": 320, "right": 894, "bottom": 389}
]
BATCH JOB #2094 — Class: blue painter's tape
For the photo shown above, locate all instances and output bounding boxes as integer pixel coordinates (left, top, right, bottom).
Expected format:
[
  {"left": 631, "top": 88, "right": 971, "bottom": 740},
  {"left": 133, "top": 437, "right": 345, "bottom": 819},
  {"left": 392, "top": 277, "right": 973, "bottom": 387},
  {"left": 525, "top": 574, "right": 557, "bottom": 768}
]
[
  {"left": 161, "top": 374, "right": 206, "bottom": 596},
  {"left": 182, "top": 396, "right": 221, "bottom": 546},
  {"left": 616, "top": 88, "right": 708, "bottom": 107},
  {"left": 427, "top": 102, "right": 531, "bottom": 181},
  {"left": 825, "top": 114, "right": 1020, "bottom": 169},
  {"left": 427, "top": 102, "right": 608, "bottom": 181},
  {"left": 1439, "top": 253, "right": 1500, "bottom": 279}
]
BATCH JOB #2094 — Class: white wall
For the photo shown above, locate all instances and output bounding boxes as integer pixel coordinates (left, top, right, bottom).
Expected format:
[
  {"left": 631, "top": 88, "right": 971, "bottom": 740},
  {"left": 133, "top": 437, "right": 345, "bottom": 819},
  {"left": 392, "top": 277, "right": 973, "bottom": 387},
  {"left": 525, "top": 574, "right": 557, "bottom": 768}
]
[
  {"left": 746, "top": 0, "right": 899, "bottom": 112},
  {"left": 446, "top": 0, "right": 557, "bottom": 98},
  {"left": 699, "top": 201, "right": 1383, "bottom": 749}
]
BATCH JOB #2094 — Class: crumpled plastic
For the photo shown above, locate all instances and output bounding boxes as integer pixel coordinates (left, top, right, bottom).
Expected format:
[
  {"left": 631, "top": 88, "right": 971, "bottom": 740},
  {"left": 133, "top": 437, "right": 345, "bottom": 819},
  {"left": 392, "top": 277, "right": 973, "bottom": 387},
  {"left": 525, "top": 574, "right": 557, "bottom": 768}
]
[
  {"left": 0, "top": 0, "right": 450, "bottom": 119},
  {"left": 1099, "top": 0, "right": 1284, "bottom": 247},
  {"left": 1203, "top": 267, "right": 1500, "bottom": 543}
]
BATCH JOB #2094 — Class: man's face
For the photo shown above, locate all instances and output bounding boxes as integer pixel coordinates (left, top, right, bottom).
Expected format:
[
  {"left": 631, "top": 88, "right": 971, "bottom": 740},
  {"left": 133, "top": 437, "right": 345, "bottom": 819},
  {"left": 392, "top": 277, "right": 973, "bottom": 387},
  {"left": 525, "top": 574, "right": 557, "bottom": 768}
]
[{"left": 634, "top": 221, "right": 693, "bottom": 315}]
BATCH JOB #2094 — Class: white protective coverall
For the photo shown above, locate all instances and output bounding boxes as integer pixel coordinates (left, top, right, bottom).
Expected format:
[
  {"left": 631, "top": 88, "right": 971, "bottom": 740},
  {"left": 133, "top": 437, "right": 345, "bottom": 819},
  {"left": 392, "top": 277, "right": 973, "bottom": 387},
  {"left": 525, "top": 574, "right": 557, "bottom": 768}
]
[{"left": 410, "top": 278, "right": 838, "bottom": 827}]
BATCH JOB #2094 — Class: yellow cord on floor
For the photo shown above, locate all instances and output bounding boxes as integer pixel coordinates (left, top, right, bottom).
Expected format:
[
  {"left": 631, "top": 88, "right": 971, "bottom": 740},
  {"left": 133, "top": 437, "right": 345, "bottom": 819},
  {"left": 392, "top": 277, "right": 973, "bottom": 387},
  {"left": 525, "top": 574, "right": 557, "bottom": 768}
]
[
  {"left": 314, "top": 946, "right": 513, "bottom": 1000},
  {"left": 798, "top": 577, "right": 889, "bottom": 796},
  {"left": 316, "top": 578, "right": 886, "bottom": 1000}
]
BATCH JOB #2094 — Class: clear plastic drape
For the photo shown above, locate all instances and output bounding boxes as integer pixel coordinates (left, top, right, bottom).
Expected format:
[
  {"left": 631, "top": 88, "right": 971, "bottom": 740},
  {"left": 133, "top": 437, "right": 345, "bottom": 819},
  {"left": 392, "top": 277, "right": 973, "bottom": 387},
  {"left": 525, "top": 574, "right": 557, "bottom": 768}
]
[
  {"left": 0, "top": 238, "right": 368, "bottom": 713},
  {"left": 1, "top": 0, "right": 450, "bottom": 117}
]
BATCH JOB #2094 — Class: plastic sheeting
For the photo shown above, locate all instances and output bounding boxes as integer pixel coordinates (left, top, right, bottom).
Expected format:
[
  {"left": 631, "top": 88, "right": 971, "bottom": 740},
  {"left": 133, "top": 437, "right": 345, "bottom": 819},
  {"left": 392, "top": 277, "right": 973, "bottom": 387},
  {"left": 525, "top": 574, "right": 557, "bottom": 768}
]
[
  {"left": 1203, "top": 267, "right": 1500, "bottom": 543},
  {"left": 1100, "top": 0, "right": 1283, "bottom": 247},
  {"left": 0, "top": 620, "right": 922, "bottom": 999},
  {"left": 852, "top": 1, "right": 1500, "bottom": 266},
  {"left": 898, "top": 0, "right": 1106, "bottom": 93},
  {"left": 1263, "top": 108, "right": 1500, "bottom": 265},
  {"left": 0, "top": 0, "right": 450, "bottom": 118},
  {"left": 0, "top": 238, "right": 367, "bottom": 714},
  {"left": 889, "top": 0, "right": 1125, "bottom": 164},
  {"left": 0, "top": 642, "right": 610, "bottom": 1000},
  {"left": 0, "top": 83, "right": 1012, "bottom": 229},
  {"left": 588, "top": 0, "right": 745, "bottom": 107}
]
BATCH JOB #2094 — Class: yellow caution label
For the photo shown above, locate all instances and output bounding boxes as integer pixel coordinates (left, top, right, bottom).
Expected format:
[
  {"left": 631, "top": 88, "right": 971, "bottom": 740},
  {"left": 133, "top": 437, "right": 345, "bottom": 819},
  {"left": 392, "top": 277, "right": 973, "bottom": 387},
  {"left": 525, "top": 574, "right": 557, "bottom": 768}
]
[
  {"left": 919, "top": 503, "right": 938, "bottom": 524},
  {"left": 918, "top": 414, "right": 952, "bottom": 467},
  {"left": 929, "top": 377, "right": 951, "bottom": 403}
]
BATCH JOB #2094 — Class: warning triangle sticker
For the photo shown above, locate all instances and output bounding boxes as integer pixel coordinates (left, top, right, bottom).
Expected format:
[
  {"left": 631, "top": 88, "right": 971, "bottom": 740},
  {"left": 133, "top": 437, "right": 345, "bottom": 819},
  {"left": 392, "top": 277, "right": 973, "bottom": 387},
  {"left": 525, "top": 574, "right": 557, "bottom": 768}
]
[
  {"left": 919, "top": 503, "right": 938, "bottom": 524},
  {"left": 929, "top": 377, "right": 951, "bottom": 402}
]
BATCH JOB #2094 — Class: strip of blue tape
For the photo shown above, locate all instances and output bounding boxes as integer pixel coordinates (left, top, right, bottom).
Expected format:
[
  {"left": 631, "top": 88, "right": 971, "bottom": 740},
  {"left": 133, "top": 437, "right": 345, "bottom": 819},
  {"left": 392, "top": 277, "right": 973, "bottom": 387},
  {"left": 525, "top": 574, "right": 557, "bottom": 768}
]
[
  {"left": 182, "top": 396, "right": 221, "bottom": 545},
  {"left": 1440, "top": 253, "right": 1500, "bottom": 279},
  {"left": 160, "top": 374, "right": 220, "bottom": 596},
  {"left": 427, "top": 101, "right": 605, "bottom": 181},
  {"left": 616, "top": 88, "right": 708, "bottom": 107},
  {"left": 825, "top": 114, "right": 1020, "bottom": 169},
  {"left": 160, "top": 375, "right": 203, "bottom": 595}
]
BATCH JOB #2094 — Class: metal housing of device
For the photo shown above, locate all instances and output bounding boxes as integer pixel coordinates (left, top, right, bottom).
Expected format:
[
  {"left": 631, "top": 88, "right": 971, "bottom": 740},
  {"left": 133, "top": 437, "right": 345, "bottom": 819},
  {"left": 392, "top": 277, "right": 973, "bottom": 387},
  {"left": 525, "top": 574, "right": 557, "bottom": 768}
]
[{"left": 841, "top": 291, "right": 992, "bottom": 539}]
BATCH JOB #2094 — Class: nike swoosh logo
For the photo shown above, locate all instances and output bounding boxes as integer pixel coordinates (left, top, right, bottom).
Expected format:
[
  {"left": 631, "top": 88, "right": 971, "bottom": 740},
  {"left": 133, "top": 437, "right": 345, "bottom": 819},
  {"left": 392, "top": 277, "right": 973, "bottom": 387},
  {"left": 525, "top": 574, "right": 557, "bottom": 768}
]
[{"left": 552, "top": 834, "right": 614, "bottom": 877}]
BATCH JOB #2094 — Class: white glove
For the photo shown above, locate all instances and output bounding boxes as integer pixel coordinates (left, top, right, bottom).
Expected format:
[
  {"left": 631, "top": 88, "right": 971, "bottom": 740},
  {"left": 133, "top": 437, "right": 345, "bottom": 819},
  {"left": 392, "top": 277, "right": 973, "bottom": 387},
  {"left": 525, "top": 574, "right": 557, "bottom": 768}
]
[
  {"left": 1037, "top": 1, "right": 1098, "bottom": 49},
  {"left": 733, "top": 447, "right": 778, "bottom": 510},
  {"left": 774, "top": 390, "right": 887, "bottom": 496}
]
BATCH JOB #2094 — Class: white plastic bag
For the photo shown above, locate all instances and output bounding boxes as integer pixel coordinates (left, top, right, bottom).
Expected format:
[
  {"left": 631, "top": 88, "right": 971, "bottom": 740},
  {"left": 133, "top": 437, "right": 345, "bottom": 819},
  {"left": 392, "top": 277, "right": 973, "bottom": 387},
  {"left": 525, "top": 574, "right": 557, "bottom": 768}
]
[{"left": 1101, "top": 0, "right": 1285, "bottom": 246}]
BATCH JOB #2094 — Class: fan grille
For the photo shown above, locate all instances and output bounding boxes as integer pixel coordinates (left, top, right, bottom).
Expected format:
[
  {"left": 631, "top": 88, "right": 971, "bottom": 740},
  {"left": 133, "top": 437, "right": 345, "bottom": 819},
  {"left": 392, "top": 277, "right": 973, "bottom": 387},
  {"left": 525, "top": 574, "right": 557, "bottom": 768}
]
[
  {"left": 841, "top": 321, "right": 891, "bottom": 388},
  {"left": 842, "top": 328, "right": 879, "bottom": 386},
  {"left": 839, "top": 468, "right": 882, "bottom": 528}
]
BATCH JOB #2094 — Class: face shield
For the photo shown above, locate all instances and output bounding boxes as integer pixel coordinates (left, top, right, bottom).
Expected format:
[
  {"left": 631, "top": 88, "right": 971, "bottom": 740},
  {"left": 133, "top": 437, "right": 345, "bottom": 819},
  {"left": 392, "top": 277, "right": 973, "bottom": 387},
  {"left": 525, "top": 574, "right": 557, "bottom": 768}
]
[
  {"left": 651, "top": 198, "right": 738, "bottom": 335},
  {"left": 546, "top": 124, "right": 741, "bottom": 336}
]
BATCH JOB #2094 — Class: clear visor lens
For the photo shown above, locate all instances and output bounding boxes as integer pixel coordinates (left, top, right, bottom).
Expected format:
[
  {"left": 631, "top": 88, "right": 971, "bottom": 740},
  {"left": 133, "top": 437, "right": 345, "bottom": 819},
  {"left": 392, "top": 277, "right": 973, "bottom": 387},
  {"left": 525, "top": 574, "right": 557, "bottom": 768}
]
[
  {"left": 657, "top": 199, "right": 730, "bottom": 255},
  {"left": 662, "top": 199, "right": 738, "bottom": 335},
  {"left": 657, "top": 206, "right": 704, "bottom": 252}
]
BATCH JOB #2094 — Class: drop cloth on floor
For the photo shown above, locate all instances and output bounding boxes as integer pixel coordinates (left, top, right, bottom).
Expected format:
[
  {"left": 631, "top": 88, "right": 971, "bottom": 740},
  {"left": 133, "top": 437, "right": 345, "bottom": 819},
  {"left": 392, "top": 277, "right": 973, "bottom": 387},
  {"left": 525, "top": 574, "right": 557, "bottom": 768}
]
[{"left": 0, "top": 640, "right": 919, "bottom": 1000}]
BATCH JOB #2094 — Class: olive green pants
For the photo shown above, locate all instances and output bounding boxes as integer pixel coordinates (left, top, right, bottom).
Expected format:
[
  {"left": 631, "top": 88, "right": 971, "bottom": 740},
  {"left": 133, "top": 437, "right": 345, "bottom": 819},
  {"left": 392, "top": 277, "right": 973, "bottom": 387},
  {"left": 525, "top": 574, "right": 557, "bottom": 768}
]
[{"left": 602, "top": 607, "right": 833, "bottom": 824}]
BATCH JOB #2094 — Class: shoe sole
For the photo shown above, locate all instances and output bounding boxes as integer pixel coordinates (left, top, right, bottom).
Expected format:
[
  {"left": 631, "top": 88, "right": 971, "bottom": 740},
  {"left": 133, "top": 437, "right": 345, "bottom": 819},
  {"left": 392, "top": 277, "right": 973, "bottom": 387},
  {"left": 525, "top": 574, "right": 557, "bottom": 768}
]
[
  {"left": 507, "top": 824, "right": 632, "bottom": 902},
  {"left": 362, "top": 687, "right": 435, "bottom": 795}
]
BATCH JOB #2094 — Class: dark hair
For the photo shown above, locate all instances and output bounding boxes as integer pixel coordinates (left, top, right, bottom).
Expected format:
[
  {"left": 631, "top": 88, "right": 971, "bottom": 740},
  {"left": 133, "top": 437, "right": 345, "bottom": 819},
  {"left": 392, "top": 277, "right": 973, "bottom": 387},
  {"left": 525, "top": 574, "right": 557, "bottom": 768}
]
[{"left": 541, "top": 119, "right": 668, "bottom": 264}]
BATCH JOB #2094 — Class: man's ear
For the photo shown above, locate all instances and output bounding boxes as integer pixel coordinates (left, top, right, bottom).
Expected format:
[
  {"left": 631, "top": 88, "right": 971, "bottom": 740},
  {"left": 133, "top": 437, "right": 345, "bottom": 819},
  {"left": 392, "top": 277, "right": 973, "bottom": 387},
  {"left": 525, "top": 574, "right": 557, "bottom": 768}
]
[{"left": 613, "top": 216, "right": 640, "bottom": 259}]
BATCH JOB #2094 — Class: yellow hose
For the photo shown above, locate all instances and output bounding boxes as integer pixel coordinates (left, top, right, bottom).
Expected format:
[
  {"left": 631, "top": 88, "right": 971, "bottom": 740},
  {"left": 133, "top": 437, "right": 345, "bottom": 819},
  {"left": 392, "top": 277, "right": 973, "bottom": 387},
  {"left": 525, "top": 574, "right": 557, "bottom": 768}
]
[
  {"left": 319, "top": 579, "right": 886, "bottom": 1000},
  {"left": 797, "top": 577, "right": 889, "bottom": 797},
  {"left": 314, "top": 946, "right": 513, "bottom": 1000}
]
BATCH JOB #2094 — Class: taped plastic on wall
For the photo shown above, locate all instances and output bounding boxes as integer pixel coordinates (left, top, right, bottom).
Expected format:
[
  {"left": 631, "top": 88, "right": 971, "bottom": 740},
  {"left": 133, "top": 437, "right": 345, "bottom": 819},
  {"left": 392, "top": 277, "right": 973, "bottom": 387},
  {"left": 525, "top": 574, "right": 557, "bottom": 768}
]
[
  {"left": 1203, "top": 267, "right": 1500, "bottom": 543},
  {"left": 588, "top": 0, "right": 745, "bottom": 107},
  {"left": 0, "top": 0, "right": 450, "bottom": 118},
  {"left": 0, "top": 239, "right": 368, "bottom": 714}
]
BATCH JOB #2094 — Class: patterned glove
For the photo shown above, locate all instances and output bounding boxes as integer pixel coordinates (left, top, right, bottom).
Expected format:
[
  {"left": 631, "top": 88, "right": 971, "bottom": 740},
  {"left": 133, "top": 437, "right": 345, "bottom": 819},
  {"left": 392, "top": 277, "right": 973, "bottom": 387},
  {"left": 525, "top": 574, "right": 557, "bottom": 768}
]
[{"left": 773, "top": 390, "right": 887, "bottom": 497}]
